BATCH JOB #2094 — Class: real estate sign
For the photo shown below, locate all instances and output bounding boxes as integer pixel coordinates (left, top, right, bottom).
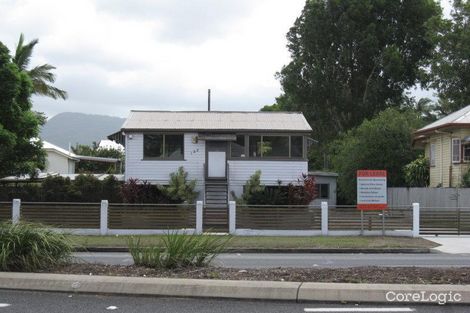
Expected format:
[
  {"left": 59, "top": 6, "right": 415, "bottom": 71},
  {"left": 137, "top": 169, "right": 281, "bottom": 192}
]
[{"left": 357, "top": 170, "right": 387, "bottom": 210}]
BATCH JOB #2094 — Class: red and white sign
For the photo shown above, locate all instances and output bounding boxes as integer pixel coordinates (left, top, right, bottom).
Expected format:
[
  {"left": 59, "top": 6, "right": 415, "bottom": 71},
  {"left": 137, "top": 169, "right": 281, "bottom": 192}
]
[{"left": 357, "top": 170, "right": 387, "bottom": 210}]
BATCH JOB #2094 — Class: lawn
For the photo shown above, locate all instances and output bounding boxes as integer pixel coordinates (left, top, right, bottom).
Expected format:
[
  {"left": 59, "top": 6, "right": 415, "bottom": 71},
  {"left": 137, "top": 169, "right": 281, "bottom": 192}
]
[{"left": 68, "top": 235, "right": 437, "bottom": 249}]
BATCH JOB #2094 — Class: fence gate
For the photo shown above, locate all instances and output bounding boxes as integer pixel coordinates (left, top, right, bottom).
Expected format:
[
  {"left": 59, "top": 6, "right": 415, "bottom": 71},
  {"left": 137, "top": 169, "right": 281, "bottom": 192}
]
[{"left": 420, "top": 207, "right": 470, "bottom": 235}]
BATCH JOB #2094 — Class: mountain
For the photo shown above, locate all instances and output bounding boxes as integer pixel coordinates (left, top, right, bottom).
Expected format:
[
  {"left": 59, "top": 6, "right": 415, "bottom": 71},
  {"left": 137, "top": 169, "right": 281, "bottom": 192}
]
[{"left": 40, "top": 112, "right": 125, "bottom": 149}]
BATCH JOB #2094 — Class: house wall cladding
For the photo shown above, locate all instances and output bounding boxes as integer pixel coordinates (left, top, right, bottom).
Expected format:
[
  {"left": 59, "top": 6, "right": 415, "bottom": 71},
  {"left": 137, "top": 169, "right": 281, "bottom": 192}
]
[
  {"left": 125, "top": 132, "right": 206, "bottom": 196},
  {"left": 125, "top": 132, "right": 309, "bottom": 200},
  {"left": 388, "top": 187, "right": 470, "bottom": 208},
  {"left": 426, "top": 129, "right": 470, "bottom": 187}
]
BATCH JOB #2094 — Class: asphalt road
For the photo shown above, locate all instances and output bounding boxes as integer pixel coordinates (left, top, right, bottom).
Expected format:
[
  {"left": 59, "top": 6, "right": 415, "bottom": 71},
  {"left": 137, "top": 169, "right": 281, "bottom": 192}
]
[
  {"left": 0, "top": 289, "right": 468, "bottom": 313},
  {"left": 72, "top": 252, "right": 470, "bottom": 268}
]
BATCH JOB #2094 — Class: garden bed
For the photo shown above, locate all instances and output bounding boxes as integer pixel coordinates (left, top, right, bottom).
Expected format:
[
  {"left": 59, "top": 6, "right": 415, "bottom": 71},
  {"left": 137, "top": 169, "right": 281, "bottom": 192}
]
[{"left": 43, "top": 264, "right": 470, "bottom": 285}]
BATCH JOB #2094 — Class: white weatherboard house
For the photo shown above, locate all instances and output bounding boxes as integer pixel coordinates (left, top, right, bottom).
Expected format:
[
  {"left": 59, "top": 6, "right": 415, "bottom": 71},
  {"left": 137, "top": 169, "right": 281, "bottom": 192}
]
[{"left": 112, "top": 111, "right": 313, "bottom": 230}]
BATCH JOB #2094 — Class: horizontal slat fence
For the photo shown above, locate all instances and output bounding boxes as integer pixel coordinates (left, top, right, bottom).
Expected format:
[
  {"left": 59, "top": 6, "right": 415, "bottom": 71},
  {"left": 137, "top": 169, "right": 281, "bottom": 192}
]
[
  {"left": 236, "top": 205, "right": 321, "bottom": 230},
  {"left": 420, "top": 207, "right": 470, "bottom": 235},
  {"left": 328, "top": 206, "right": 413, "bottom": 231},
  {"left": 20, "top": 202, "right": 100, "bottom": 228},
  {"left": 108, "top": 204, "right": 196, "bottom": 230},
  {"left": 0, "top": 202, "right": 11, "bottom": 222}
]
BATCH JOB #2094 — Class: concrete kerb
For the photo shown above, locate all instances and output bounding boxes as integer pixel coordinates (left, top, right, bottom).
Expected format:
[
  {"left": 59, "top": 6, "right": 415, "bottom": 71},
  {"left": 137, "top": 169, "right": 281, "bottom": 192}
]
[
  {"left": 74, "top": 247, "right": 431, "bottom": 254},
  {"left": 0, "top": 272, "right": 469, "bottom": 304}
]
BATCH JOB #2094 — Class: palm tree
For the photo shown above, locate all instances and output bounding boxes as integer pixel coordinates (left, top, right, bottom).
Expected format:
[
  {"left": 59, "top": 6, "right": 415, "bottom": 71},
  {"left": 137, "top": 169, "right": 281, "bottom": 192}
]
[{"left": 13, "top": 33, "right": 67, "bottom": 100}]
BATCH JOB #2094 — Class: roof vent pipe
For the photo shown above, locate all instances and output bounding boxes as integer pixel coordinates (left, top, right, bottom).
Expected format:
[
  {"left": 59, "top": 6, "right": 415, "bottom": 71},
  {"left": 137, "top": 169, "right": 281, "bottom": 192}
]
[{"left": 208, "top": 89, "right": 211, "bottom": 111}]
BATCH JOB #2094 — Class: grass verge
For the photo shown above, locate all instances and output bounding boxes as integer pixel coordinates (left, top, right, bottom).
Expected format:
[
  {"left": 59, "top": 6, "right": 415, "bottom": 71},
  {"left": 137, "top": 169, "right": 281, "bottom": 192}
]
[{"left": 68, "top": 235, "right": 437, "bottom": 249}]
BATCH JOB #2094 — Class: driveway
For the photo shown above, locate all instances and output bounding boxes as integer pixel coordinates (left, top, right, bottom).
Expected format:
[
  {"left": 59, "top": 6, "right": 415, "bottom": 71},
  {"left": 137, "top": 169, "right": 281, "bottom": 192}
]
[{"left": 423, "top": 235, "right": 470, "bottom": 254}]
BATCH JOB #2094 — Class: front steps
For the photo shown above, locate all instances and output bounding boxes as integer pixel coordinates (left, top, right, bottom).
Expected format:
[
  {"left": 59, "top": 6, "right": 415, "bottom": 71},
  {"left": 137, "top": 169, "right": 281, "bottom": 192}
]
[{"left": 204, "top": 181, "right": 228, "bottom": 232}]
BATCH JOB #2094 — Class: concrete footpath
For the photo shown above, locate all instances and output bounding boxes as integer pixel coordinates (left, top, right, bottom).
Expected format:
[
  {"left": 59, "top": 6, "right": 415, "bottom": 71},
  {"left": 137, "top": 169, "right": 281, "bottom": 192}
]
[{"left": 0, "top": 272, "right": 469, "bottom": 305}]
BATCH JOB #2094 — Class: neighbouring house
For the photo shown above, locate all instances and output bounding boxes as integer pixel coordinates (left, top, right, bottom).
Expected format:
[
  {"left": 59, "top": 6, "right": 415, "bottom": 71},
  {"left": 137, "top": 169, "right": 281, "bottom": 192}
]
[
  {"left": 309, "top": 171, "right": 338, "bottom": 206},
  {"left": 43, "top": 141, "right": 80, "bottom": 174},
  {"left": 109, "top": 110, "right": 313, "bottom": 228},
  {"left": 42, "top": 141, "right": 121, "bottom": 175},
  {"left": 414, "top": 105, "right": 470, "bottom": 187},
  {"left": 98, "top": 139, "right": 124, "bottom": 152}
]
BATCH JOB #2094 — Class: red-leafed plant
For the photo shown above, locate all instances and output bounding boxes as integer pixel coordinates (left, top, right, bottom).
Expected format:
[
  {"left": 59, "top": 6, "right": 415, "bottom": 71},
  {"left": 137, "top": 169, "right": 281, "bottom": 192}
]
[{"left": 287, "top": 174, "right": 317, "bottom": 205}]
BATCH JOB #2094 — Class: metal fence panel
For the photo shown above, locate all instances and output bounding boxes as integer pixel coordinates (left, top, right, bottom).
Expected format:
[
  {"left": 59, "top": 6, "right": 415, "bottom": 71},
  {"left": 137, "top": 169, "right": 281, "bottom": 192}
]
[
  {"left": 236, "top": 205, "right": 321, "bottom": 230},
  {"left": 328, "top": 206, "right": 413, "bottom": 231},
  {"left": 20, "top": 202, "right": 100, "bottom": 228},
  {"left": 420, "top": 207, "right": 470, "bottom": 235},
  {"left": 0, "top": 202, "right": 11, "bottom": 222},
  {"left": 108, "top": 203, "right": 196, "bottom": 230}
]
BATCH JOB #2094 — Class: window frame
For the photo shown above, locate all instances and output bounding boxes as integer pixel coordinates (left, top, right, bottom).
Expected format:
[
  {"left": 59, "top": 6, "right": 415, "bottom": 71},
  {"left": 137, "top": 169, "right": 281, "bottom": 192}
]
[
  {"left": 142, "top": 133, "right": 185, "bottom": 160},
  {"left": 229, "top": 134, "right": 307, "bottom": 160},
  {"left": 316, "top": 183, "right": 330, "bottom": 199},
  {"left": 452, "top": 138, "right": 461, "bottom": 164},
  {"left": 430, "top": 143, "right": 436, "bottom": 167}
]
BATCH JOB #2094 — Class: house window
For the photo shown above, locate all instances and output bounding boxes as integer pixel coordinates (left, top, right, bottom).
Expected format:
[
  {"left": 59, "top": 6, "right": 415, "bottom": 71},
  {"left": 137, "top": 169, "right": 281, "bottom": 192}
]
[
  {"left": 316, "top": 183, "right": 329, "bottom": 199},
  {"left": 463, "top": 144, "right": 470, "bottom": 162},
  {"left": 249, "top": 136, "right": 262, "bottom": 157},
  {"left": 291, "top": 136, "right": 303, "bottom": 158},
  {"left": 430, "top": 143, "right": 436, "bottom": 166},
  {"left": 262, "top": 136, "right": 289, "bottom": 157},
  {"left": 231, "top": 135, "right": 246, "bottom": 157},
  {"left": 143, "top": 134, "right": 184, "bottom": 160},
  {"left": 247, "top": 135, "right": 304, "bottom": 159},
  {"left": 452, "top": 138, "right": 461, "bottom": 163}
]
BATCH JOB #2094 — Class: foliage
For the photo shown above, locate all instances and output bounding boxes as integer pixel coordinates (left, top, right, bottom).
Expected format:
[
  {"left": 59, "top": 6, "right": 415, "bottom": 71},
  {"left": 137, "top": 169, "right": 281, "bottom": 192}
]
[
  {"left": 462, "top": 167, "right": 470, "bottom": 188},
  {"left": 234, "top": 171, "right": 317, "bottom": 205},
  {"left": 42, "top": 176, "right": 73, "bottom": 201},
  {"left": 128, "top": 232, "right": 231, "bottom": 269},
  {"left": 274, "top": 0, "right": 441, "bottom": 168},
  {"left": 72, "top": 143, "right": 124, "bottom": 174},
  {"left": 404, "top": 155, "right": 430, "bottom": 187},
  {"left": 13, "top": 33, "right": 67, "bottom": 100},
  {"left": 287, "top": 174, "right": 317, "bottom": 205},
  {"left": 164, "top": 167, "right": 198, "bottom": 204},
  {"left": 68, "top": 174, "right": 103, "bottom": 202},
  {"left": 101, "top": 175, "right": 122, "bottom": 203},
  {"left": 0, "top": 222, "right": 72, "bottom": 272},
  {"left": 427, "top": 0, "right": 470, "bottom": 112},
  {"left": 330, "top": 108, "right": 424, "bottom": 203},
  {"left": 0, "top": 41, "right": 46, "bottom": 178}
]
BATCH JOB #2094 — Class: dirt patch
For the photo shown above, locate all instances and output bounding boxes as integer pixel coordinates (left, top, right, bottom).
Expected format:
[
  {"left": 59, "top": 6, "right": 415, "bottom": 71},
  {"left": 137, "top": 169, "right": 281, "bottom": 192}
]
[{"left": 42, "top": 264, "right": 470, "bottom": 285}]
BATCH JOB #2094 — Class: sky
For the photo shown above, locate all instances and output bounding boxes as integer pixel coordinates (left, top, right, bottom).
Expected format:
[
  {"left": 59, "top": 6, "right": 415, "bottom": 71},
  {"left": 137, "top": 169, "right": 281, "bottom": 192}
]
[{"left": 0, "top": 0, "right": 453, "bottom": 119}]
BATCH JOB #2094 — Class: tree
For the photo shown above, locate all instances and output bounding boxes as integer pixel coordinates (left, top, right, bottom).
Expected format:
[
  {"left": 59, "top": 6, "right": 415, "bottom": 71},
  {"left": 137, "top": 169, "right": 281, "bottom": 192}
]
[
  {"left": 13, "top": 34, "right": 67, "bottom": 100},
  {"left": 0, "top": 41, "right": 45, "bottom": 177},
  {"left": 428, "top": 0, "right": 470, "bottom": 112},
  {"left": 330, "top": 108, "right": 424, "bottom": 203},
  {"left": 275, "top": 0, "right": 441, "bottom": 167}
]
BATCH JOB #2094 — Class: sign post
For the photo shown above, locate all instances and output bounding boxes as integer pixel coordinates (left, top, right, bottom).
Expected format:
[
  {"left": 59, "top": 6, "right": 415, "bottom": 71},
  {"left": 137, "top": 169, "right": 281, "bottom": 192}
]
[{"left": 357, "top": 170, "right": 387, "bottom": 235}]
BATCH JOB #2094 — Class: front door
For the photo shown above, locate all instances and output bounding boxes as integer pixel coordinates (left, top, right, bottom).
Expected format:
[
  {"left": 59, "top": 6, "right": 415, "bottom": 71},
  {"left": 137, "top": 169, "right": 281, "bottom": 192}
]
[{"left": 206, "top": 141, "right": 227, "bottom": 179}]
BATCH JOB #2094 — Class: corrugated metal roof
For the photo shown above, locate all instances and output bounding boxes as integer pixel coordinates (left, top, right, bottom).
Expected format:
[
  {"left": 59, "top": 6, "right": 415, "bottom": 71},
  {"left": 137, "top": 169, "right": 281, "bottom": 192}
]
[
  {"left": 416, "top": 105, "right": 470, "bottom": 133},
  {"left": 121, "top": 111, "right": 312, "bottom": 132}
]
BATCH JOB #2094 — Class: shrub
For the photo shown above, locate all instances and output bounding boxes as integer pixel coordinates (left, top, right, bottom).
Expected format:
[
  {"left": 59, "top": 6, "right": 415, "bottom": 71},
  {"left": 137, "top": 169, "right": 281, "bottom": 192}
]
[
  {"left": 68, "top": 174, "right": 103, "bottom": 202},
  {"left": 287, "top": 174, "right": 317, "bottom": 205},
  {"left": 164, "top": 167, "right": 198, "bottom": 204},
  {"left": 42, "top": 176, "right": 73, "bottom": 201},
  {"left": 0, "top": 222, "right": 72, "bottom": 272},
  {"left": 121, "top": 178, "right": 170, "bottom": 203},
  {"left": 404, "top": 155, "right": 430, "bottom": 187},
  {"left": 128, "top": 232, "right": 230, "bottom": 269},
  {"left": 462, "top": 168, "right": 470, "bottom": 188},
  {"left": 234, "top": 171, "right": 316, "bottom": 205},
  {"left": 101, "top": 175, "right": 123, "bottom": 203}
]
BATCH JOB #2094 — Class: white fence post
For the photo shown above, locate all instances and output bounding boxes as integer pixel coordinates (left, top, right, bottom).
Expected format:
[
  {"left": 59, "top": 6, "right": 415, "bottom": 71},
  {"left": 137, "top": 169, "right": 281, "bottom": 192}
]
[
  {"left": 100, "top": 200, "right": 108, "bottom": 235},
  {"left": 321, "top": 201, "right": 328, "bottom": 236},
  {"left": 12, "top": 199, "right": 21, "bottom": 224},
  {"left": 229, "top": 201, "right": 236, "bottom": 234},
  {"left": 412, "top": 202, "right": 420, "bottom": 237},
  {"left": 196, "top": 201, "right": 203, "bottom": 234}
]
